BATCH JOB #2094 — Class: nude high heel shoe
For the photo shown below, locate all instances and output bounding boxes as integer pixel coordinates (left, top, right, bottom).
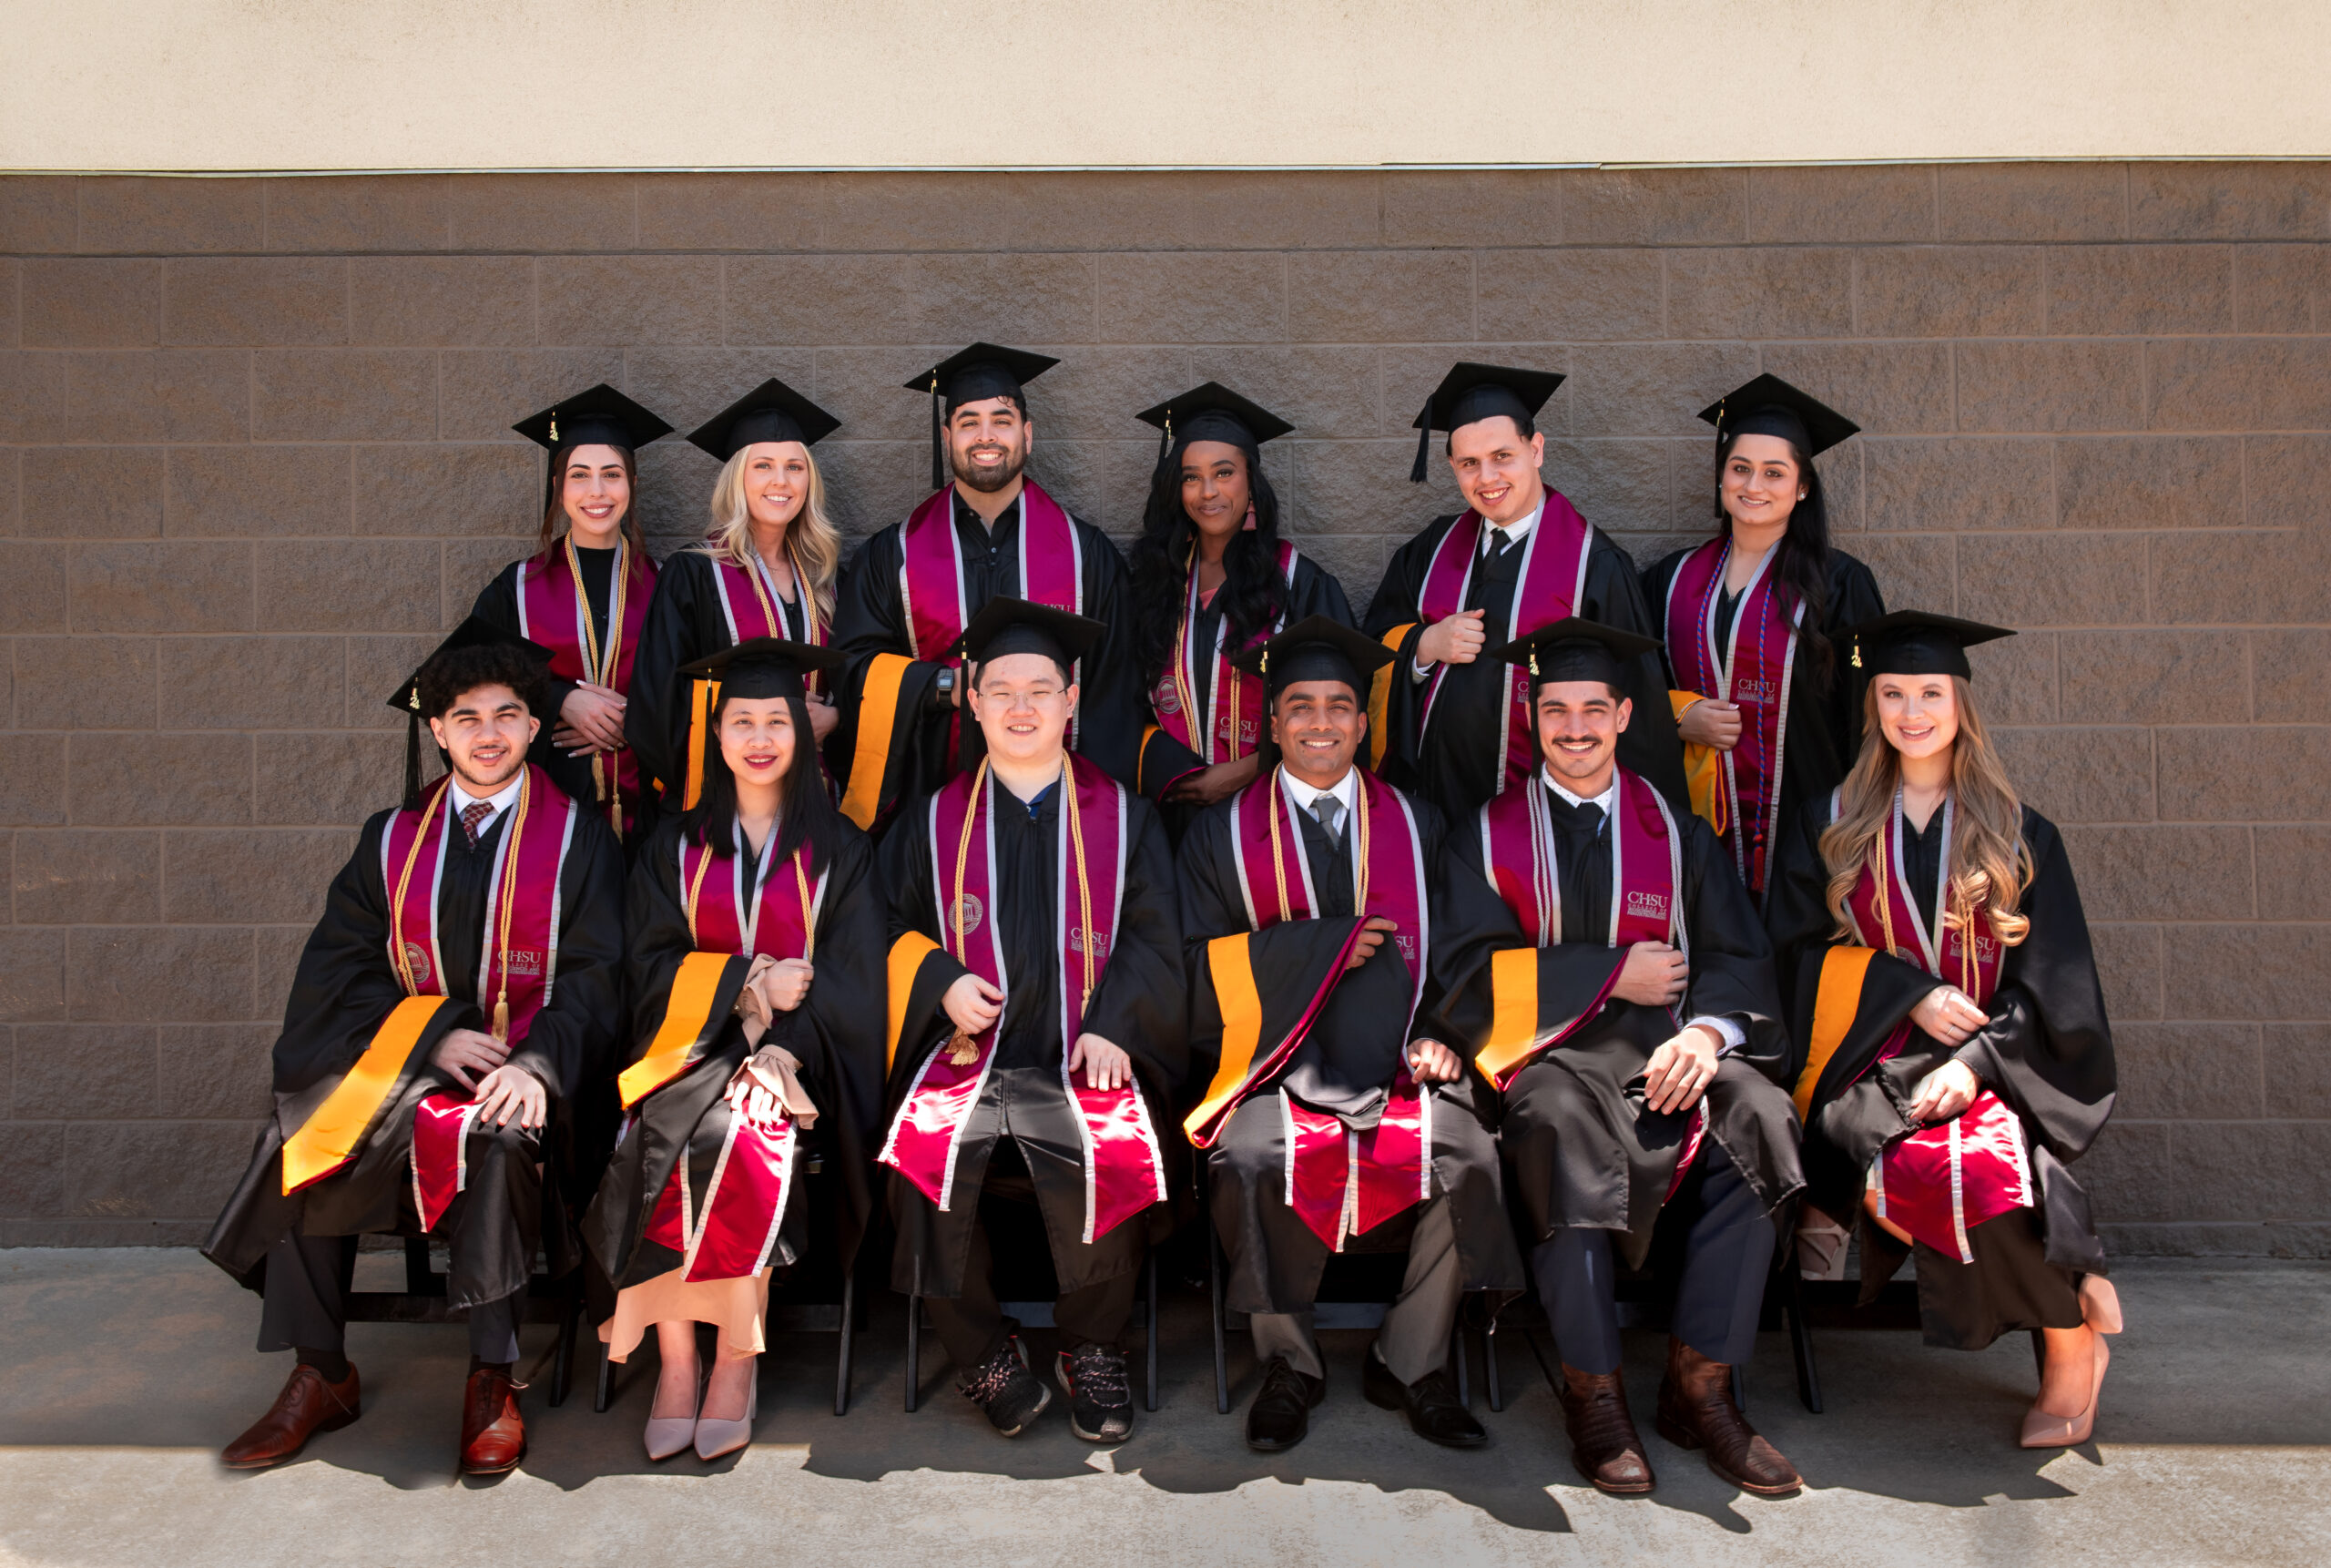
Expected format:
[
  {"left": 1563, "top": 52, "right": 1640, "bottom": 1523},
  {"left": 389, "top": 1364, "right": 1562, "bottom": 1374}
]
[
  {"left": 644, "top": 1369, "right": 703, "bottom": 1461},
  {"left": 2021, "top": 1332, "right": 2108, "bottom": 1449},
  {"left": 694, "top": 1365, "right": 759, "bottom": 1461}
]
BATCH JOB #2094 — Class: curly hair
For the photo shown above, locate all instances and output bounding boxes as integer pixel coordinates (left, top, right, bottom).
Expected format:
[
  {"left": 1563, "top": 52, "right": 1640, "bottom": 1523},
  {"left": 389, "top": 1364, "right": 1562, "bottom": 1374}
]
[
  {"left": 1125, "top": 446, "right": 1288, "bottom": 686},
  {"left": 416, "top": 643, "right": 546, "bottom": 722}
]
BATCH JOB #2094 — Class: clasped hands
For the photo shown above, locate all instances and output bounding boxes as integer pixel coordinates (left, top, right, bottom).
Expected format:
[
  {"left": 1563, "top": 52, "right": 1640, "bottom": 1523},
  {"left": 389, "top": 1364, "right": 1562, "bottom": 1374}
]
[
  {"left": 427, "top": 1028, "right": 546, "bottom": 1132},
  {"left": 733, "top": 952, "right": 814, "bottom": 1045}
]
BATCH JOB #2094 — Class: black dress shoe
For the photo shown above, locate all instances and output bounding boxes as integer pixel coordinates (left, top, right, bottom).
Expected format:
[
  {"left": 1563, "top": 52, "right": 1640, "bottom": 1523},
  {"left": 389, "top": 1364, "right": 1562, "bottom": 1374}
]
[
  {"left": 1363, "top": 1349, "right": 1487, "bottom": 1448},
  {"left": 1245, "top": 1355, "right": 1326, "bottom": 1452}
]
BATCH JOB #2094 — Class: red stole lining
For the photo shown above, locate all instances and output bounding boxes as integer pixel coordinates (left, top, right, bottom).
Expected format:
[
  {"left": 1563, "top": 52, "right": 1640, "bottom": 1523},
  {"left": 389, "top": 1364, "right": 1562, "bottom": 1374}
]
[
  {"left": 516, "top": 545, "right": 657, "bottom": 838},
  {"left": 1413, "top": 498, "right": 1594, "bottom": 796},
  {"left": 1664, "top": 538, "right": 1799, "bottom": 900},
  {"left": 1151, "top": 540, "right": 1298, "bottom": 765},
  {"left": 643, "top": 1106, "right": 802, "bottom": 1282}
]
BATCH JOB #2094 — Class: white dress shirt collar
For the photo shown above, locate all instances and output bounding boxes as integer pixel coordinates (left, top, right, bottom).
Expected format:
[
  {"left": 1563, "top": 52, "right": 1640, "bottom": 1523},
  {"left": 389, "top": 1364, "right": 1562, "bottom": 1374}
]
[
  {"left": 449, "top": 773, "right": 524, "bottom": 830},
  {"left": 1542, "top": 767, "right": 1616, "bottom": 817},
  {"left": 1282, "top": 765, "right": 1360, "bottom": 826},
  {"left": 1479, "top": 495, "right": 1545, "bottom": 555}
]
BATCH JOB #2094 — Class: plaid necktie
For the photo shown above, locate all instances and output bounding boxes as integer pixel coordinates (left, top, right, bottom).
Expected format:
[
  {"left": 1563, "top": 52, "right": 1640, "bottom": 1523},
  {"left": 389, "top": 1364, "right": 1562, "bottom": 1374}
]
[{"left": 461, "top": 800, "right": 494, "bottom": 846}]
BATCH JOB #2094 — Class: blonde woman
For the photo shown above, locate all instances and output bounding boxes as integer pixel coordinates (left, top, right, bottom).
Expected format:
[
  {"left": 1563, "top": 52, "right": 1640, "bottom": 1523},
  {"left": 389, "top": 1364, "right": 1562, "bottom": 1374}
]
[
  {"left": 626, "top": 378, "right": 847, "bottom": 808},
  {"left": 1765, "top": 610, "right": 2121, "bottom": 1449}
]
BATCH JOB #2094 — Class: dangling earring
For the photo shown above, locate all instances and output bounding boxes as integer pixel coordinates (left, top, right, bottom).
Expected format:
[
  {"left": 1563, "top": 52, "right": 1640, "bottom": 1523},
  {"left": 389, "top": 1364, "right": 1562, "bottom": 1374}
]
[{"left": 1241, "top": 503, "right": 1257, "bottom": 532}]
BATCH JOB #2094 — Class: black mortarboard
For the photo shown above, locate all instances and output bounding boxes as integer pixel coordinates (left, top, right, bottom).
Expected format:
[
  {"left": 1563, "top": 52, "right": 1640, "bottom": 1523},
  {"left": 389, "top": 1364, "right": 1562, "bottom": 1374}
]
[
  {"left": 386, "top": 616, "right": 555, "bottom": 802},
  {"left": 1135, "top": 381, "right": 1295, "bottom": 469},
  {"left": 1697, "top": 372, "right": 1859, "bottom": 460},
  {"left": 1488, "top": 616, "right": 1662, "bottom": 693},
  {"left": 1232, "top": 615, "right": 1398, "bottom": 699},
  {"left": 1409, "top": 361, "right": 1566, "bottom": 483},
  {"left": 685, "top": 378, "right": 841, "bottom": 462},
  {"left": 1845, "top": 610, "right": 2015, "bottom": 680},
  {"left": 903, "top": 343, "right": 1062, "bottom": 489},
  {"left": 513, "top": 382, "right": 673, "bottom": 519},
  {"left": 948, "top": 596, "right": 1105, "bottom": 677}
]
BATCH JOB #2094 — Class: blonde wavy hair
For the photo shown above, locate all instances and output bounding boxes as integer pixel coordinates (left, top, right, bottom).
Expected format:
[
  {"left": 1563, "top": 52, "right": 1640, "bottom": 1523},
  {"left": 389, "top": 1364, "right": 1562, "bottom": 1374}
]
[
  {"left": 1819, "top": 675, "right": 2033, "bottom": 948},
  {"left": 697, "top": 442, "right": 842, "bottom": 628}
]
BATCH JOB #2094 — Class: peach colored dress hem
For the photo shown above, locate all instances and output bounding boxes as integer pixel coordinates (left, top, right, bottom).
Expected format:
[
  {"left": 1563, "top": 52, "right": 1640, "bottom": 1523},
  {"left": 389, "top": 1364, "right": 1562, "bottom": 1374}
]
[{"left": 599, "top": 1267, "right": 771, "bottom": 1362}]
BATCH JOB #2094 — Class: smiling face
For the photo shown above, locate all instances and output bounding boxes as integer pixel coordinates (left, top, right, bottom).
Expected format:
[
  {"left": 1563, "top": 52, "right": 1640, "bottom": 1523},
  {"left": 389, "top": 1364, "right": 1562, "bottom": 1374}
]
[
  {"left": 1720, "top": 433, "right": 1807, "bottom": 535},
  {"left": 427, "top": 682, "right": 539, "bottom": 796},
  {"left": 1533, "top": 679, "right": 1632, "bottom": 795},
  {"left": 1178, "top": 440, "right": 1252, "bottom": 543},
  {"left": 1270, "top": 678, "right": 1364, "bottom": 789},
  {"left": 559, "top": 443, "right": 631, "bottom": 545},
  {"left": 948, "top": 396, "right": 1031, "bottom": 495},
  {"left": 967, "top": 650, "right": 1076, "bottom": 768},
  {"left": 740, "top": 441, "right": 811, "bottom": 533},
  {"left": 1447, "top": 415, "right": 1547, "bottom": 527},
  {"left": 1873, "top": 672, "right": 1960, "bottom": 763},
  {"left": 718, "top": 694, "right": 798, "bottom": 804}
]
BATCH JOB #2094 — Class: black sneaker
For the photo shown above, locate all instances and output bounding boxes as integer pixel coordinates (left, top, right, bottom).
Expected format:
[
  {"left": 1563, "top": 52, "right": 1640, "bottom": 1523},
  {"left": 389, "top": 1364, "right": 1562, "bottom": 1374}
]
[
  {"left": 1055, "top": 1343, "right": 1135, "bottom": 1442},
  {"left": 960, "top": 1339, "right": 1051, "bottom": 1437}
]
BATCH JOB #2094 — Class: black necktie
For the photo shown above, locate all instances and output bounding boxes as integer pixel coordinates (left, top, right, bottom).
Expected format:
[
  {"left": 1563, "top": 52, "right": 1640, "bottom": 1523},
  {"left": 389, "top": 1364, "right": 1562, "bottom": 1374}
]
[{"left": 1544, "top": 790, "right": 1603, "bottom": 835}]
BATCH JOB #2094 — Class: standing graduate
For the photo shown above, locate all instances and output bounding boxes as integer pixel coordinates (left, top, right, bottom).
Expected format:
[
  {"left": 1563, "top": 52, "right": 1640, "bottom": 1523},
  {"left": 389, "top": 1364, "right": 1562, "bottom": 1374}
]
[
  {"left": 584, "top": 638, "right": 887, "bottom": 1463},
  {"left": 203, "top": 621, "right": 626, "bottom": 1475},
  {"left": 830, "top": 344, "right": 1145, "bottom": 830},
  {"left": 1642, "top": 375, "right": 1886, "bottom": 908},
  {"left": 1179, "top": 616, "right": 1522, "bottom": 1454},
  {"left": 1765, "top": 611, "right": 2121, "bottom": 1449},
  {"left": 625, "top": 377, "right": 847, "bottom": 810},
  {"left": 1443, "top": 619, "right": 1804, "bottom": 1498},
  {"left": 877, "top": 600, "right": 1186, "bottom": 1442},
  {"left": 1364, "top": 362, "right": 1686, "bottom": 818},
  {"left": 1124, "top": 382, "right": 1354, "bottom": 820},
  {"left": 471, "top": 383, "right": 672, "bottom": 848}
]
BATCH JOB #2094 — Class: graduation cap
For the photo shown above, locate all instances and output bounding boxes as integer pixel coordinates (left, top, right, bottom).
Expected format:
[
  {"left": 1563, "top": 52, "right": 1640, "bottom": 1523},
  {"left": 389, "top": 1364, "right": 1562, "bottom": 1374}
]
[
  {"left": 1232, "top": 615, "right": 1398, "bottom": 699},
  {"left": 1487, "top": 616, "right": 1663, "bottom": 693},
  {"left": 1135, "top": 381, "right": 1295, "bottom": 469},
  {"left": 385, "top": 616, "right": 556, "bottom": 803},
  {"left": 947, "top": 596, "right": 1105, "bottom": 678},
  {"left": 903, "top": 342, "right": 1062, "bottom": 489},
  {"left": 1844, "top": 609, "right": 2015, "bottom": 679},
  {"left": 1697, "top": 372, "right": 1859, "bottom": 460},
  {"left": 513, "top": 383, "right": 674, "bottom": 519},
  {"left": 1409, "top": 361, "right": 1566, "bottom": 483},
  {"left": 684, "top": 377, "right": 841, "bottom": 463}
]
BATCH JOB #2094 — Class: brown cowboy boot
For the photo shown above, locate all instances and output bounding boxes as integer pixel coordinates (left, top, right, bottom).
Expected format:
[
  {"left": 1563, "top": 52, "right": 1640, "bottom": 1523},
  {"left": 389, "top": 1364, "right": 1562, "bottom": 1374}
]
[
  {"left": 1654, "top": 1336, "right": 1801, "bottom": 1497},
  {"left": 458, "top": 1364, "right": 527, "bottom": 1475},
  {"left": 222, "top": 1361, "right": 361, "bottom": 1469},
  {"left": 1556, "top": 1364, "right": 1654, "bottom": 1494}
]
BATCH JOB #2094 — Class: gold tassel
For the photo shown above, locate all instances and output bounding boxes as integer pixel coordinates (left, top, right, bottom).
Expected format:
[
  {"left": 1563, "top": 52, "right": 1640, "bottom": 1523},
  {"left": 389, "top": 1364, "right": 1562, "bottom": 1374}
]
[
  {"left": 547, "top": 412, "right": 557, "bottom": 442},
  {"left": 492, "top": 995, "right": 510, "bottom": 1042},
  {"left": 1850, "top": 637, "right": 1863, "bottom": 669}
]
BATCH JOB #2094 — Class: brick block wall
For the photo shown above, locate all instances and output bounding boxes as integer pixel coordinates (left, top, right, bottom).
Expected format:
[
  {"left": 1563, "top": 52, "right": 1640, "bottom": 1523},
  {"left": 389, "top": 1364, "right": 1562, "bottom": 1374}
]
[{"left": 2, "top": 166, "right": 2326, "bottom": 1252}]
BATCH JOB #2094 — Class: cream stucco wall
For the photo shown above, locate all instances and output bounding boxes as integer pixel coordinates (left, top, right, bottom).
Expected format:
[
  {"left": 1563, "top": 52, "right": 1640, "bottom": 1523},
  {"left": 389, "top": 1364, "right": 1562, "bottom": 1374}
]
[{"left": 5, "top": 0, "right": 2327, "bottom": 172}]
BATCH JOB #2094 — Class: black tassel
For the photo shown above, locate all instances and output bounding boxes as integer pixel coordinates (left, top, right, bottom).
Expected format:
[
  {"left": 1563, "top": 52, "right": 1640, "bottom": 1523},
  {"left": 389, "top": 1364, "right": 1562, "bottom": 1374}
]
[
  {"left": 1155, "top": 418, "right": 1171, "bottom": 469},
  {"left": 1410, "top": 402, "right": 1432, "bottom": 484},
  {"left": 928, "top": 377, "right": 945, "bottom": 490},
  {"left": 542, "top": 447, "right": 560, "bottom": 525},
  {"left": 403, "top": 711, "right": 422, "bottom": 807}
]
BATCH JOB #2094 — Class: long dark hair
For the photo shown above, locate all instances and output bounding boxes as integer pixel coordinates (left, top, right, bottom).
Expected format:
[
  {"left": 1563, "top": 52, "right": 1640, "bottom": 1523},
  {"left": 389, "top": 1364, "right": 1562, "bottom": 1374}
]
[
  {"left": 680, "top": 682, "right": 841, "bottom": 872},
  {"left": 1712, "top": 433, "right": 1835, "bottom": 690},
  {"left": 1127, "top": 446, "right": 1288, "bottom": 683},
  {"left": 537, "top": 443, "right": 646, "bottom": 562}
]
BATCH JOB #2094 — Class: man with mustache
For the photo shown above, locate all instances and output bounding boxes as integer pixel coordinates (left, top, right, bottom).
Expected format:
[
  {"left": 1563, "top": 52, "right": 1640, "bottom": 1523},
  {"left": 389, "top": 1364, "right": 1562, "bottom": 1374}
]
[{"left": 831, "top": 343, "right": 1145, "bottom": 829}]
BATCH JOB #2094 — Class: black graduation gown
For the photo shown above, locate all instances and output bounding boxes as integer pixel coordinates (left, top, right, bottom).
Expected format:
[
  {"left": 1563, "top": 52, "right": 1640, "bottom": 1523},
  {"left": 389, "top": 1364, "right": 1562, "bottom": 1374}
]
[
  {"left": 830, "top": 490, "right": 1145, "bottom": 824},
  {"left": 203, "top": 797, "right": 626, "bottom": 1312},
  {"left": 1177, "top": 781, "right": 1524, "bottom": 1316},
  {"left": 1364, "top": 508, "right": 1688, "bottom": 816},
  {"left": 1640, "top": 543, "right": 1885, "bottom": 906},
  {"left": 582, "top": 817, "right": 889, "bottom": 1294},
  {"left": 879, "top": 779, "right": 1187, "bottom": 1298},
  {"left": 1134, "top": 549, "right": 1356, "bottom": 829},
  {"left": 625, "top": 547, "right": 822, "bottom": 808},
  {"left": 1766, "top": 799, "right": 2116, "bottom": 1349},
  {"left": 1439, "top": 785, "right": 1803, "bottom": 1270}
]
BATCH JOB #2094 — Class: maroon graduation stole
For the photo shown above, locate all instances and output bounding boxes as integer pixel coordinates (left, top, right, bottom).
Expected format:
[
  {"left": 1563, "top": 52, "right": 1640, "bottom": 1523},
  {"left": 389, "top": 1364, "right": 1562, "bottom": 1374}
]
[
  {"left": 1213, "top": 768, "right": 1435, "bottom": 1251},
  {"left": 1473, "top": 768, "right": 1683, "bottom": 1089},
  {"left": 707, "top": 546, "right": 829, "bottom": 672},
  {"left": 1149, "top": 539, "right": 1299, "bottom": 767},
  {"left": 878, "top": 753, "right": 1167, "bottom": 1243},
  {"left": 898, "top": 481, "right": 1084, "bottom": 768},
  {"left": 381, "top": 766, "right": 579, "bottom": 1229},
  {"left": 515, "top": 538, "right": 657, "bottom": 840},
  {"left": 1664, "top": 537, "right": 1799, "bottom": 901},
  {"left": 1411, "top": 496, "right": 1595, "bottom": 797}
]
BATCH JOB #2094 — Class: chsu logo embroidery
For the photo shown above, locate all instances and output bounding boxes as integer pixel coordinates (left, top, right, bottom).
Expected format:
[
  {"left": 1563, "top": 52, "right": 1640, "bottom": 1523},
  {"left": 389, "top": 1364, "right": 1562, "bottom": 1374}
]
[
  {"left": 401, "top": 942, "right": 433, "bottom": 986},
  {"left": 1394, "top": 933, "right": 1419, "bottom": 963},
  {"left": 502, "top": 949, "right": 545, "bottom": 978},
  {"left": 949, "top": 894, "right": 984, "bottom": 935},
  {"left": 1624, "top": 891, "right": 1670, "bottom": 920},
  {"left": 1069, "top": 925, "right": 1111, "bottom": 959},
  {"left": 1152, "top": 677, "right": 1181, "bottom": 716},
  {"left": 1734, "top": 677, "right": 1777, "bottom": 706}
]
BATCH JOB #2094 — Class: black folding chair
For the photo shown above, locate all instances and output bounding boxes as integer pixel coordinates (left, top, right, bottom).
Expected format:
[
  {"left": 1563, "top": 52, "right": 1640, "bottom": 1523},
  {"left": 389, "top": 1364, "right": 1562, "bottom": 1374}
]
[{"left": 344, "top": 1237, "right": 584, "bottom": 1406}]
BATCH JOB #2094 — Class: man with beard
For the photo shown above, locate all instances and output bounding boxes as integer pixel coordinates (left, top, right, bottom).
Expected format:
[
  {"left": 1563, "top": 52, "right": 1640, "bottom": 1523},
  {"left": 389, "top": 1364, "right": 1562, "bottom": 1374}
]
[
  {"left": 830, "top": 343, "right": 1145, "bottom": 830},
  {"left": 203, "top": 620, "right": 625, "bottom": 1474}
]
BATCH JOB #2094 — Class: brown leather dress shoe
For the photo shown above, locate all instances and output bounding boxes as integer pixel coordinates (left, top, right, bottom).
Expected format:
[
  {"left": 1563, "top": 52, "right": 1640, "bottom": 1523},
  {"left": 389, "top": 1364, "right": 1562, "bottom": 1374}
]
[
  {"left": 459, "top": 1366, "right": 527, "bottom": 1475},
  {"left": 221, "top": 1362, "right": 361, "bottom": 1469},
  {"left": 1556, "top": 1364, "right": 1654, "bottom": 1494},
  {"left": 1654, "top": 1337, "right": 1800, "bottom": 1497}
]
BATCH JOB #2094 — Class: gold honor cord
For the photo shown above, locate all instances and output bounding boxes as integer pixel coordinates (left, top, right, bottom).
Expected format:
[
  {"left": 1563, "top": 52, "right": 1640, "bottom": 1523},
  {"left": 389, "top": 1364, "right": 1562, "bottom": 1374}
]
[
  {"left": 1061, "top": 761, "right": 1095, "bottom": 1011},
  {"left": 1171, "top": 545, "right": 1206, "bottom": 760},
  {"left": 488, "top": 770, "right": 533, "bottom": 1042},
  {"left": 1265, "top": 768, "right": 1369, "bottom": 925},
  {"left": 565, "top": 534, "right": 630, "bottom": 837},
  {"left": 389, "top": 784, "right": 448, "bottom": 995},
  {"left": 942, "top": 759, "right": 992, "bottom": 1065},
  {"left": 686, "top": 826, "right": 816, "bottom": 962}
]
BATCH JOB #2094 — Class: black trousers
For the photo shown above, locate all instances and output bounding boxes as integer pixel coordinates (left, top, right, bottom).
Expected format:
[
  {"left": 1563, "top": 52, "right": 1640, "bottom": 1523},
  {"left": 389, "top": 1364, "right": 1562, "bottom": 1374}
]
[
  {"left": 258, "top": 1233, "right": 524, "bottom": 1364},
  {"left": 1532, "top": 1145, "right": 1773, "bottom": 1375},
  {"left": 921, "top": 1139, "right": 1139, "bottom": 1371}
]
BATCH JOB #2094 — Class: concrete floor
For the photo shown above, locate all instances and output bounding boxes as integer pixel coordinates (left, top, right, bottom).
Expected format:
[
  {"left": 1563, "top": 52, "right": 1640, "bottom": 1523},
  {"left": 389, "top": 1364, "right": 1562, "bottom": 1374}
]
[{"left": 0, "top": 1250, "right": 2324, "bottom": 1568}]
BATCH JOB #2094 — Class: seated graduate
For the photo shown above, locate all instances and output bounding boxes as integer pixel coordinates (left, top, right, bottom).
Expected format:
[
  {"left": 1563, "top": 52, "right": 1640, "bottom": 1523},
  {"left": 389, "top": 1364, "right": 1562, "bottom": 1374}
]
[
  {"left": 202, "top": 619, "right": 625, "bottom": 1475},
  {"left": 1444, "top": 618, "right": 1804, "bottom": 1499},
  {"left": 582, "top": 637, "right": 887, "bottom": 1463},
  {"left": 877, "top": 598, "right": 1186, "bottom": 1443},
  {"left": 625, "top": 378, "right": 847, "bottom": 812},
  {"left": 1179, "top": 616, "right": 1522, "bottom": 1455},
  {"left": 1765, "top": 611, "right": 2121, "bottom": 1450},
  {"left": 472, "top": 383, "right": 673, "bottom": 850},
  {"left": 830, "top": 344, "right": 1145, "bottom": 828},
  {"left": 1123, "top": 382, "right": 1355, "bottom": 820}
]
